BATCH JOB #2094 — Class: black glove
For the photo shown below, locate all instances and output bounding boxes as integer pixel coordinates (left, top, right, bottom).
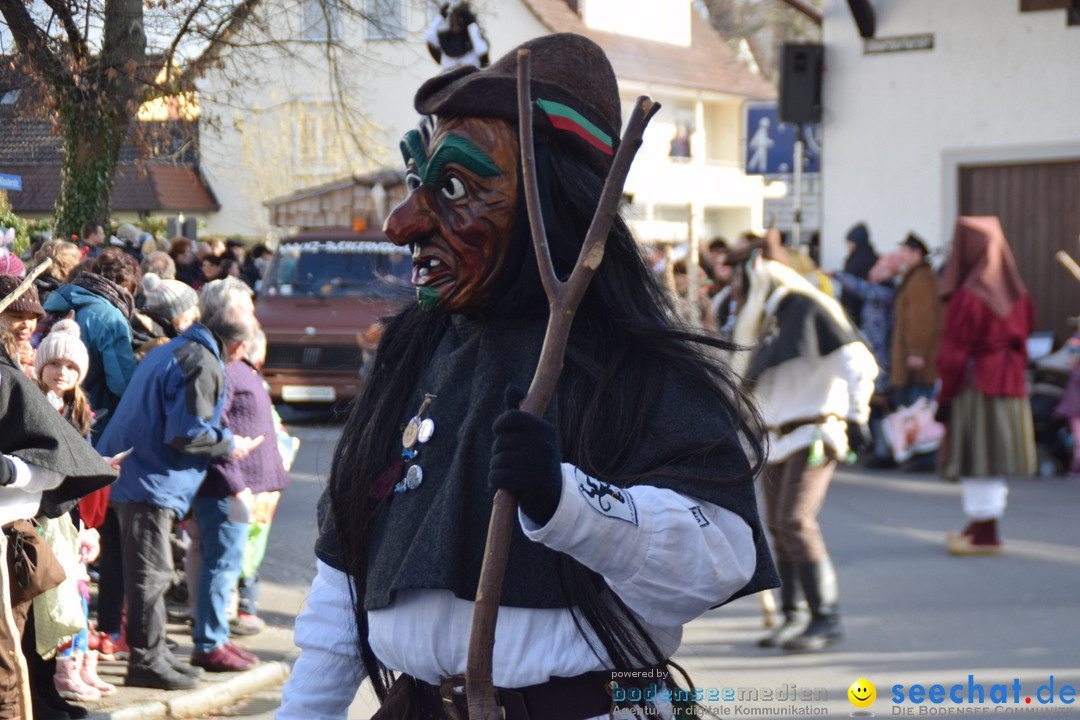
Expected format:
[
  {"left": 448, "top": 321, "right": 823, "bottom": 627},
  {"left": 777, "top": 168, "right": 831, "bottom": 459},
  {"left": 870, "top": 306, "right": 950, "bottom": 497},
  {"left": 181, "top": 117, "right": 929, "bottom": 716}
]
[
  {"left": 846, "top": 422, "right": 873, "bottom": 456},
  {"left": 489, "top": 387, "right": 562, "bottom": 525},
  {"left": 0, "top": 456, "right": 14, "bottom": 487},
  {"left": 934, "top": 400, "right": 950, "bottom": 425}
]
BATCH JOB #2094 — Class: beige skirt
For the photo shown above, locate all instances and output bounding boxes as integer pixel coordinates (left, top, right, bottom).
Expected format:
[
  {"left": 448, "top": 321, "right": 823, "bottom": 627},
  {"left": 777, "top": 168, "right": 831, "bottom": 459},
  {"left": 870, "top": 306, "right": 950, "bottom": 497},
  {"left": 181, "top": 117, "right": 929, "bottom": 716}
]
[{"left": 940, "top": 386, "right": 1036, "bottom": 480}]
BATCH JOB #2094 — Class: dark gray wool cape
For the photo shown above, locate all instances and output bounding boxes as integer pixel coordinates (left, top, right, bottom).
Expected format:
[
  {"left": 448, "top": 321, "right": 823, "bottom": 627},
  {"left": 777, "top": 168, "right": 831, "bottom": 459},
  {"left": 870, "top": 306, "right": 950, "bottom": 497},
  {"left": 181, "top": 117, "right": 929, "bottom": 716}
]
[
  {"left": 1, "top": 349, "right": 116, "bottom": 519},
  {"left": 316, "top": 313, "right": 778, "bottom": 611}
]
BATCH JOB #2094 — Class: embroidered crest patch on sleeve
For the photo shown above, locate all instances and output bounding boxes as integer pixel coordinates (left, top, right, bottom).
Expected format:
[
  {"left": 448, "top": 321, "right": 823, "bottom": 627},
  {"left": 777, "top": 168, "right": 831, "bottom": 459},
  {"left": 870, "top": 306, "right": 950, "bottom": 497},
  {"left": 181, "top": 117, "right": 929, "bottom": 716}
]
[
  {"left": 689, "top": 506, "right": 711, "bottom": 528},
  {"left": 576, "top": 470, "right": 638, "bottom": 526}
]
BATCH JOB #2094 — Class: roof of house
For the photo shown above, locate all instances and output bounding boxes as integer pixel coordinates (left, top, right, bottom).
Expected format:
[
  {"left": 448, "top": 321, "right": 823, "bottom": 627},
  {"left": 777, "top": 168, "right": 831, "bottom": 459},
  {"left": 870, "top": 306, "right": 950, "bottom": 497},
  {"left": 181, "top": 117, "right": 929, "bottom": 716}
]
[
  {"left": 0, "top": 163, "right": 219, "bottom": 213},
  {"left": 520, "top": 0, "right": 776, "bottom": 98},
  {"left": 0, "top": 110, "right": 213, "bottom": 214},
  {"left": 263, "top": 168, "right": 406, "bottom": 208},
  {"left": 0, "top": 58, "right": 212, "bottom": 215},
  {"left": 0, "top": 114, "right": 199, "bottom": 165}
]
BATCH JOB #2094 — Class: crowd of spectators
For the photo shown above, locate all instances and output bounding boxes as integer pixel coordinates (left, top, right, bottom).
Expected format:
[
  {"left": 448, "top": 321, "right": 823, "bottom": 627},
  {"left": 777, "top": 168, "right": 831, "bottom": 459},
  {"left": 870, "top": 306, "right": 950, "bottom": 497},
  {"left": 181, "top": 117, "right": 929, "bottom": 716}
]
[{"left": 1, "top": 224, "right": 291, "bottom": 718}]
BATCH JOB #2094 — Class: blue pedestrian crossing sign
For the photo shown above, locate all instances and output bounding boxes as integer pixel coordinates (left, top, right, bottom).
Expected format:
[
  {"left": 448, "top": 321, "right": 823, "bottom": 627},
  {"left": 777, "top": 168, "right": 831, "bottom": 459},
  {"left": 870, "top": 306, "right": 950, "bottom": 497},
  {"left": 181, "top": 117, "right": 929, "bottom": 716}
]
[
  {"left": 745, "top": 103, "right": 821, "bottom": 175},
  {"left": 0, "top": 174, "right": 21, "bottom": 192}
]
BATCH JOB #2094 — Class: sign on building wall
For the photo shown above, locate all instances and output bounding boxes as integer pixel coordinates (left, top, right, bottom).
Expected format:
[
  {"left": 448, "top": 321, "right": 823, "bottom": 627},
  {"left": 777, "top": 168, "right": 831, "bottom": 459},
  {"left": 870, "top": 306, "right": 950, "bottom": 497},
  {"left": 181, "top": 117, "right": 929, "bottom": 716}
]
[
  {"left": 744, "top": 103, "right": 821, "bottom": 176},
  {"left": 0, "top": 174, "right": 22, "bottom": 192},
  {"left": 864, "top": 34, "right": 934, "bottom": 54},
  {"left": 764, "top": 176, "right": 822, "bottom": 233}
]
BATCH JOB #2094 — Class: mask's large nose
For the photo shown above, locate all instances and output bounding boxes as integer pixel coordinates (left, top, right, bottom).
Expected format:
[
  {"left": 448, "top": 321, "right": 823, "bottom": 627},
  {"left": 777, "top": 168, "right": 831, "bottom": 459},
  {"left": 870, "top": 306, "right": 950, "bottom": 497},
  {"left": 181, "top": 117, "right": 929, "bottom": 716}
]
[{"left": 384, "top": 192, "right": 437, "bottom": 247}]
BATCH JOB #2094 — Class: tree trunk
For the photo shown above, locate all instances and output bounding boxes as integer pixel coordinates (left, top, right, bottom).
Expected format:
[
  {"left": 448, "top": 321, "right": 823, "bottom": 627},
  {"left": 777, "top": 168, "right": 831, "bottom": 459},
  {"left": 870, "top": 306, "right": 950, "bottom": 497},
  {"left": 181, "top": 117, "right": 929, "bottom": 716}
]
[
  {"left": 51, "top": 0, "right": 146, "bottom": 239},
  {"left": 53, "top": 99, "right": 133, "bottom": 239}
]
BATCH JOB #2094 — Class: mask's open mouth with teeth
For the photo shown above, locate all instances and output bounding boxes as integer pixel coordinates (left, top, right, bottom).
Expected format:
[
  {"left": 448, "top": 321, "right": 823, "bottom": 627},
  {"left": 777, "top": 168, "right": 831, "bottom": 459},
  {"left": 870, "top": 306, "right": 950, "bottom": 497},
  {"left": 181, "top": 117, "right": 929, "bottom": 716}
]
[{"left": 411, "top": 247, "right": 453, "bottom": 289}]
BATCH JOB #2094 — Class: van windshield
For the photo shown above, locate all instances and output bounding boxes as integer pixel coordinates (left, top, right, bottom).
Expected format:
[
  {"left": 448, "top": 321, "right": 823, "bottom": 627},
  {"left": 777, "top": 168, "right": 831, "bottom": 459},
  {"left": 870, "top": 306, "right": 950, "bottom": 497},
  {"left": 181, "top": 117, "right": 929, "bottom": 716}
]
[{"left": 263, "top": 239, "right": 413, "bottom": 299}]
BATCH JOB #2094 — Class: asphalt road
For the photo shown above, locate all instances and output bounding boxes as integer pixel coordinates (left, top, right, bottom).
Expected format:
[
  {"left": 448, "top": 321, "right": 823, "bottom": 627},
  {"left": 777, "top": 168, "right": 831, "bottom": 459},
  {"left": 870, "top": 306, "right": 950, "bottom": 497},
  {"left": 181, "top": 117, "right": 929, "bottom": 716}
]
[{"left": 224, "top": 414, "right": 1080, "bottom": 720}]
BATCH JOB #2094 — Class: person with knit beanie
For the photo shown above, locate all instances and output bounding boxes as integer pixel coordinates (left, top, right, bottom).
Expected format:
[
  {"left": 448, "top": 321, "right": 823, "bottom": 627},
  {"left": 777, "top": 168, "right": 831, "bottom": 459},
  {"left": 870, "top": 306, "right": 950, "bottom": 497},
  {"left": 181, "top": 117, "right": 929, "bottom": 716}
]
[
  {"left": 0, "top": 252, "right": 24, "bottom": 277},
  {"left": 0, "top": 273, "right": 45, "bottom": 379},
  {"left": 0, "top": 228, "right": 24, "bottom": 277},
  {"left": 141, "top": 273, "right": 199, "bottom": 331},
  {"left": 33, "top": 320, "right": 119, "bottom": 702},
  {"left": 133, "top": 273, "right": 200, "bottom": 358},
  {"left": 35, "top": 320, "right": 92, "bottom": 432},
  {"left": 41, "top": 248, "right": 140, "bottom": 443}
]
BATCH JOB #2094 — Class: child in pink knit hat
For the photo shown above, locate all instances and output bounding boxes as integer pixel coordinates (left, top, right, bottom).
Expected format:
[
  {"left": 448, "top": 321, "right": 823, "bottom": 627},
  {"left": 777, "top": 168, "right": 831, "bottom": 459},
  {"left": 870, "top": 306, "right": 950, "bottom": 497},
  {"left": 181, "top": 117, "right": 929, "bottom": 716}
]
[
  {"left": 34, "top": 319, "right": 119, "bottom": 700},
  {"left": 0, "top": 228, "right": 24, "bottom": 277}
]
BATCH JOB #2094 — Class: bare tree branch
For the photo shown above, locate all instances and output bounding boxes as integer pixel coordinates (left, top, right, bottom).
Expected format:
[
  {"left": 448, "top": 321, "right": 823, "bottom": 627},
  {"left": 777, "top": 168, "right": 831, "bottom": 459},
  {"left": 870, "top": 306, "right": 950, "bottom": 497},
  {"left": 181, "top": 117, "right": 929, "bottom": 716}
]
[
  {"left": 41, "top": 0, "right": 89, "bottom": 60},
  {"left": 2, "top": 0, "right": 397, "bottom": 236},
  {"left": 704, "top": 0, "right": 822, "bottom": 84},
  {"left": 774, "top": 0, "right": 823, "bottom": 24},
  {"left": 165, "top": 0, "right": 212, "bottom": 84},
  {"left": 0, "top": 0, "right": 64, "bottom": 80},
  {"left": 168, "top": 0, "right": 264, "bottom": 93}
]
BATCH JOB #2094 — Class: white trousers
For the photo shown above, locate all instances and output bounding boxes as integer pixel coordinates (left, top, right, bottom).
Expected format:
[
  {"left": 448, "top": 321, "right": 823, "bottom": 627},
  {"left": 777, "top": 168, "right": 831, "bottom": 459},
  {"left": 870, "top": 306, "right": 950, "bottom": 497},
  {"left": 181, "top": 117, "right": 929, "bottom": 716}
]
[{"left": 960, "top": 477, "right": 1009, "bottom": 520}]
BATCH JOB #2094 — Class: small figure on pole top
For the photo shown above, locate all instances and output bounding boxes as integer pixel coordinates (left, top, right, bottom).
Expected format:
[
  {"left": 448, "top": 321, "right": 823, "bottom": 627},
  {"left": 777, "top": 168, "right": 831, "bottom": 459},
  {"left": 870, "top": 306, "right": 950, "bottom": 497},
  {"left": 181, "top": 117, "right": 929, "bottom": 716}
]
[{"left": 426, "top": 2, "right": 490, "bottom": 71}]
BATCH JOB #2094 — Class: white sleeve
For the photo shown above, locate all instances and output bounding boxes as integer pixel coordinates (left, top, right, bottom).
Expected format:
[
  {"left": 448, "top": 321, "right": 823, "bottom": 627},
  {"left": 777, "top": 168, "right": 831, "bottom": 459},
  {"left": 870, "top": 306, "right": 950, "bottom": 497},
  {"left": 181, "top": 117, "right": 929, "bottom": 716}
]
[
  {"left": 277, "top": 560, "right": 367, "bottom": 720},
  {"left": 424, "top": 16, "right": 444, "bottom": 46},
  {"left": 467, "top": 22, "right": 488, "bottom": 57},
  {"left": 5, "top": 456, "right": 64, "bottom": 492},
  {"left": 520, "top": 464, "right": 756, "bottom": 628},
  {"left": 838, "top": 341, "right": 878, "bottom": 423}
]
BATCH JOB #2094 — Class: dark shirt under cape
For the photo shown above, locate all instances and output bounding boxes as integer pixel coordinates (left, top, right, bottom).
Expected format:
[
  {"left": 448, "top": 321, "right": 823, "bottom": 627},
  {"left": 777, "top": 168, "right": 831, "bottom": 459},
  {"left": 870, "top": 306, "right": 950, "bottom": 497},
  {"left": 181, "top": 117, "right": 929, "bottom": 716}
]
[
  {"left": 316, "top": 313, "right": 777, "bottom": 611},
  {"left": 0, "top": 350, "right": 116, "bottom": 518},
  {"left": 747, "top": 292, "right": 862, "bottom": 385}
]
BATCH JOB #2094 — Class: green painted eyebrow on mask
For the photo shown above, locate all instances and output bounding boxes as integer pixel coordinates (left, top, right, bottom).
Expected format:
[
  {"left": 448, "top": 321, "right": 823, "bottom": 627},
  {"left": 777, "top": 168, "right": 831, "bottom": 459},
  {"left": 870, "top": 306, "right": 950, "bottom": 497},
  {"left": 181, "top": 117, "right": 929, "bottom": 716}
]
[{"left": 400, "top": 130, "right": 501, "bottom": 186}]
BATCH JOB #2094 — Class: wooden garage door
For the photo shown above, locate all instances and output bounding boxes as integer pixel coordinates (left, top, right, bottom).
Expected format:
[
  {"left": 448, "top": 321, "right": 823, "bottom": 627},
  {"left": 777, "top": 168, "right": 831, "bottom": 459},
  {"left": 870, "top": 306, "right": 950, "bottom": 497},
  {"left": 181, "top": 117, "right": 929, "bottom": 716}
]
[{"left": 959, "top": 159, "right": 1080, "bottom": 343}]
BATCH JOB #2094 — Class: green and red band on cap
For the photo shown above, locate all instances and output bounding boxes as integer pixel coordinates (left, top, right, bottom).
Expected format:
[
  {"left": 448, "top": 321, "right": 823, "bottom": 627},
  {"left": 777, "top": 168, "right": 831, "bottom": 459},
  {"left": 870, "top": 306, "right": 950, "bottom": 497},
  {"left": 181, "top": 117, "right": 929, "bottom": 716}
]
[{"left": 535, "top": 98, "right": 614, "bottom": 156}]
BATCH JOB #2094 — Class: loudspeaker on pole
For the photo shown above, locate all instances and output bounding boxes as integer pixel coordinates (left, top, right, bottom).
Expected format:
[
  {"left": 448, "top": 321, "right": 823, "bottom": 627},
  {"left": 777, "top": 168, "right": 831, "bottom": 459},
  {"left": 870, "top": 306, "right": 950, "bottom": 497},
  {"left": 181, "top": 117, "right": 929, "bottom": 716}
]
[{"left": 779, "top": 43, "right": 823, "bottom": 125}]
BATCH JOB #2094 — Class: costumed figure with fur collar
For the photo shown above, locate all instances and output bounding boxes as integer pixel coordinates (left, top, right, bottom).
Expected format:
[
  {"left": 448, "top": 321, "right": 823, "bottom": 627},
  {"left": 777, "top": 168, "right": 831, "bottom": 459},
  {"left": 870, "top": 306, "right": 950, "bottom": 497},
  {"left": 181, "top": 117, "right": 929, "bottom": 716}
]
[
  {"left": 425, "top": 2, "right": 489, "bottom": 71},
  {"left": 278, "top": 34, "right": 777, "bottom": 720},
  {"left": 724, "top": 254, "right": 877, "bottom": 652},
  {"left": 0, "top": 344, "right": 116, "bottom": 719}
]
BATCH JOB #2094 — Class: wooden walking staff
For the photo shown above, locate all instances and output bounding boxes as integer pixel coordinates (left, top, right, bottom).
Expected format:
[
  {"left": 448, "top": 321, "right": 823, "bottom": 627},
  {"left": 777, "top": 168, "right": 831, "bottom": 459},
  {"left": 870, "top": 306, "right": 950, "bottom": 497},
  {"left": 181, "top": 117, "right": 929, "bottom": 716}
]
[
  {"left": 465, "top": 49, "right": 660, "bottom": 720},
  {"left": 1055, "top": 250, "right": 1080, "bottom": 284}
]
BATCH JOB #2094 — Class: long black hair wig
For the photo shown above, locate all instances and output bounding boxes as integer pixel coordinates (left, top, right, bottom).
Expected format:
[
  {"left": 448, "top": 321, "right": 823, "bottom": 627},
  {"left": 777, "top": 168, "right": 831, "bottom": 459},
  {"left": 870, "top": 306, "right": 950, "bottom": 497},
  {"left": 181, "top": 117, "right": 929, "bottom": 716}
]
[{"left": 327, "top": 127, "right": 767, "bottom": 704}]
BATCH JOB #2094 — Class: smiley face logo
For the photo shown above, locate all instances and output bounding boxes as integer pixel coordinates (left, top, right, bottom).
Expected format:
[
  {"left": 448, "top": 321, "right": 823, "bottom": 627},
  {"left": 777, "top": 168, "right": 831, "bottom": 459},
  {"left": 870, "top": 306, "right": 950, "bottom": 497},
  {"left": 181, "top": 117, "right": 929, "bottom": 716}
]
[{"left": 848, "top": 678, "right": 876, "bottom": 708}]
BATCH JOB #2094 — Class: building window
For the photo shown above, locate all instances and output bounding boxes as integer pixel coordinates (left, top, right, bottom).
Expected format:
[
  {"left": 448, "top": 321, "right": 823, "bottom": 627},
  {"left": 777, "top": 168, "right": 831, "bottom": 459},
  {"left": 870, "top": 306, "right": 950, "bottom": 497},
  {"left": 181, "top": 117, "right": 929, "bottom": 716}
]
[
  {"left": 669, "top": 124, "right": 692, "bottom": 160},
  {"left": 668, "top": 104, "right": 695, "bottom": 161},
  {"left": 292, "top": 102, "right": 340, "bottom": 185},
  {"left": 302, "top": 0, "right": 341, "bottom": 40},
  {"left": 366, "top": 0, "right": 404, "bottom": 40}
]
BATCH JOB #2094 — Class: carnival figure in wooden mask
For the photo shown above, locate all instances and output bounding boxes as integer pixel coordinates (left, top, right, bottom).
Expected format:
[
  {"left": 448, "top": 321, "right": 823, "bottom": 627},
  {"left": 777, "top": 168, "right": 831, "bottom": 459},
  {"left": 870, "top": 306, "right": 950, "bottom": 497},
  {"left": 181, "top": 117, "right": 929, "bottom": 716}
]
[
  {"left": 280, "top": 33, "right": 777, "bottom": 720},
  {"left": 386, "top": 117, "right": 519, "bottom": 313}
]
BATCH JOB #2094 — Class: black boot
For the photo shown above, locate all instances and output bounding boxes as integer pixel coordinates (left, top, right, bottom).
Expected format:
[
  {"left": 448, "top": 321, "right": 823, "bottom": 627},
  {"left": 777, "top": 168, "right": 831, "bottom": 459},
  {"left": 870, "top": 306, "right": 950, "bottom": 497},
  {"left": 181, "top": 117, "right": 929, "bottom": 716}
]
[
  {"left": 30, "top": 656, "right": 90, "bottom": 719},
  {"left": 757, "top": 561, "right": 809, "bottom": 648},
  {"left": 23, "top": 609, "right": 90, "bottom": 719},
  {"left": 782, "top": 557, "right": 843, "bottom": 651}
]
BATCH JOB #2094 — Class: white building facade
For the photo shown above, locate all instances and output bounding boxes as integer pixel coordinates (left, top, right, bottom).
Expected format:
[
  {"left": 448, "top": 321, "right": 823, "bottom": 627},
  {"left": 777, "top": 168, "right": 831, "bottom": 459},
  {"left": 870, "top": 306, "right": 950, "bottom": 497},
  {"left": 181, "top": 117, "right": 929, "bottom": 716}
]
[
  {"left": 819, "top": 0, "right": 1080, "bottom": 277},
  {"left": 196, "top": 0, "right": 776, "bottom": 247}
]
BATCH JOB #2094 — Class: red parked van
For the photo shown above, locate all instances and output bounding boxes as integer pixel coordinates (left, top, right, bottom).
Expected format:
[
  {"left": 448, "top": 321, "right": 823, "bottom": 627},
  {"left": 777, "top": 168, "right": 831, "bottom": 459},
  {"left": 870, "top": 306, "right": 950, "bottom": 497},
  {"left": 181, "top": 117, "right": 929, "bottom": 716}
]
[{"left": 255, "top": 229, "right": 411, "bottom": 406}]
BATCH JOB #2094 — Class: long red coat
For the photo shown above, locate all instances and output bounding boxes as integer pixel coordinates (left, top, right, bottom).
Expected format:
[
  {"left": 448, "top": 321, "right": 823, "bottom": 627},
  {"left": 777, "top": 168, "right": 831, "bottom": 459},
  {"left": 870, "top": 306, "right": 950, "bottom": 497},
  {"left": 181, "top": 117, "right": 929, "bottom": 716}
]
[{"left": 937, "top": 288, "right": 1034, "bottom": 405}]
